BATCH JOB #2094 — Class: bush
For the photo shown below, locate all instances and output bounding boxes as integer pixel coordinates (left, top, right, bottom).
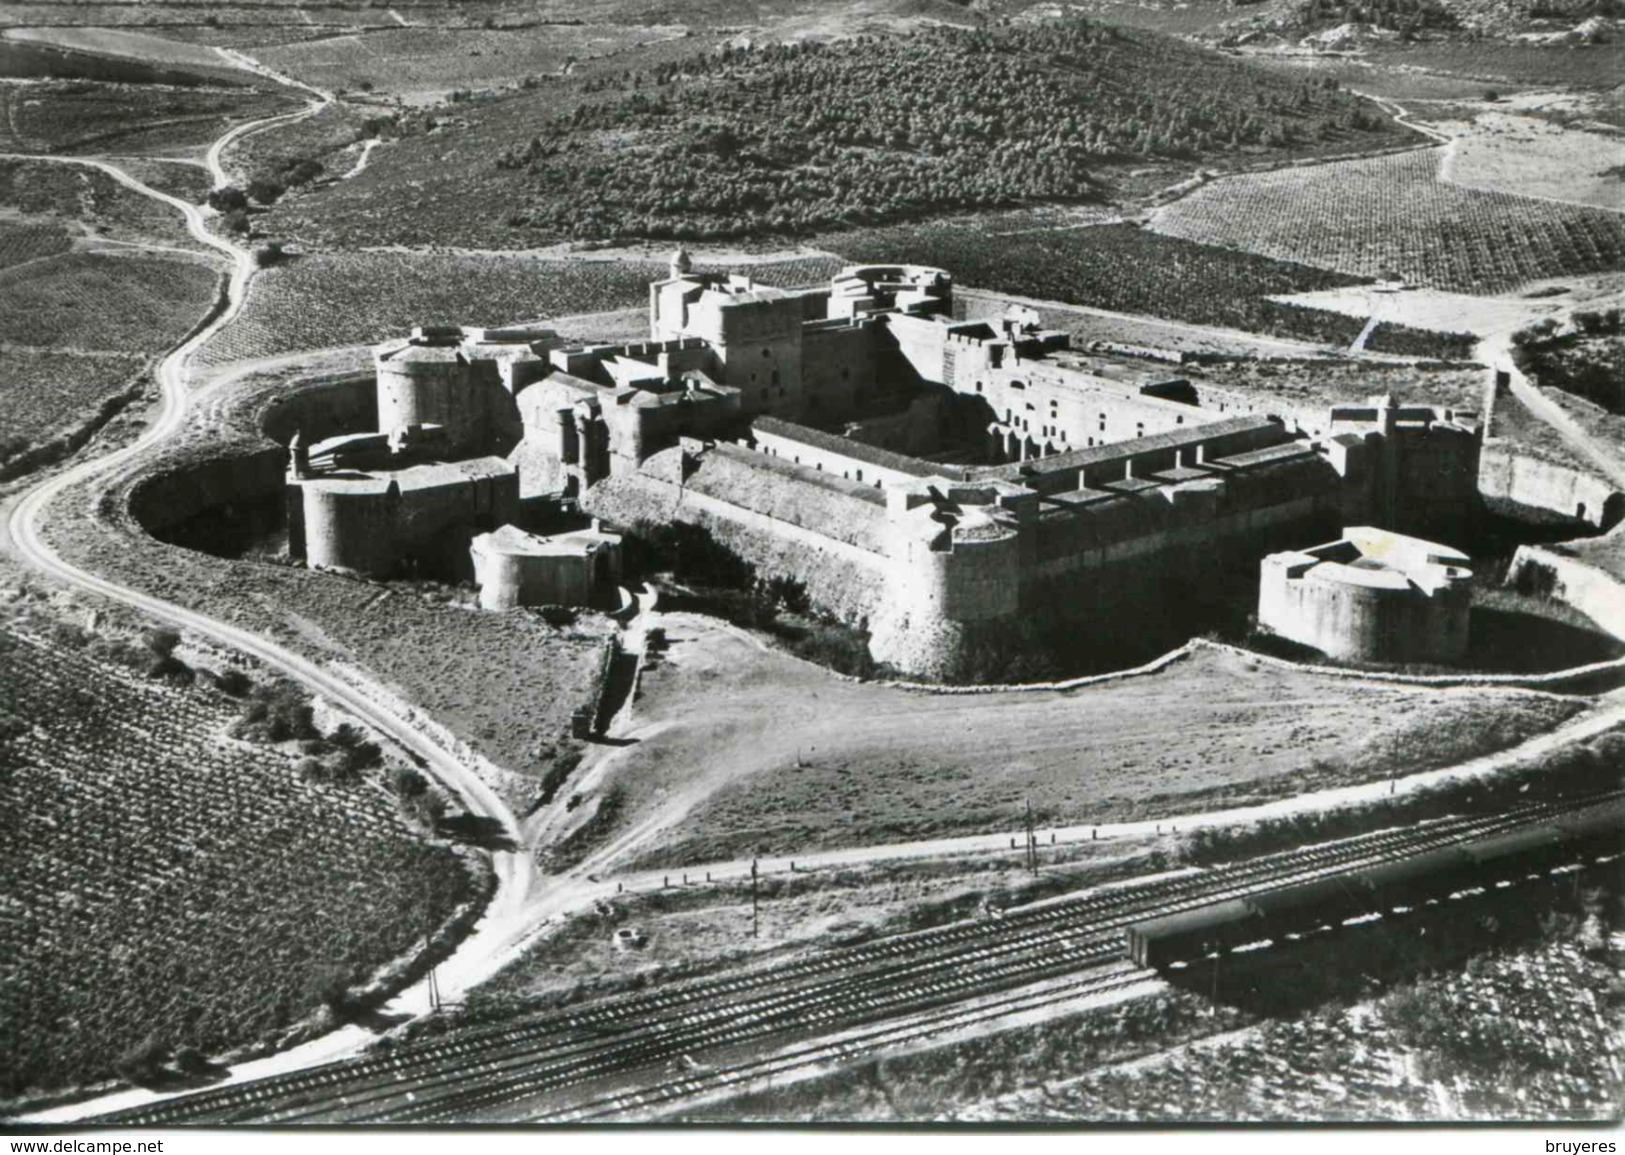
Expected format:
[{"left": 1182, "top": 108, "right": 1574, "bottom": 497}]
[
  {"left": 206, "top": 186, "right": 248, "bottom": 213},
  {"left": 246, "top": 177, "right": 285, "bottom": 206},
  {"left": 211, "top": 667, "right": 252, "bottom": 697},
  {"left": 143, "top": 628, "right": 180, "bottom": 658},
  {"left": 390, "top": 766, "right": 428, "bottom": 798}
]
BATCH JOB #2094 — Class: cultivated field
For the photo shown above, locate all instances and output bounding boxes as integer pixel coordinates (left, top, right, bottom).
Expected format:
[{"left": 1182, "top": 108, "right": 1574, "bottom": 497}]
[
  {"left": 0, "top": 26, "right": 252, "bottom": 75},
  {"left": 1150, "top": 148, "right": 1625, "bottom": 293},
  {"left": 0, "top": 248, "right": 218, "bottom": 465},
  {"left": 6, "top": 80, "right": 294, "bottom": 158},
  {"left": 0, "top": 251, "right": 219, "bottom": 353},
  {"left": 0, "top": 348, "right": 151, "bottom": 467},
  {"left": 0, "top": 157, "right": 209, "bottom": 249},
  {"left": 255, "top": 25, "right": 690, "bottom": 100},
  {"left": 0, "top": 619, "right": 474, "bottom": 1100},
  {"left": 833, "top": 218, "right": 1471, "bottom": 355},
  {"left": 193, "top": 253, "right": 667, "bottom": 365},
  {"left": 1363, "top": 40, "right": 1625, "bottom": 90},
  {"left": 598, "top": 616, "right": 1586, "bottom": 867},
  {"left": 0, "top": 220, "right": 70, "bottom": 270}
]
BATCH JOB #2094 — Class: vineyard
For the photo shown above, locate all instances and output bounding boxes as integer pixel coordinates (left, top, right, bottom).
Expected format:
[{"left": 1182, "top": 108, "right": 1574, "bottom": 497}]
[
  {"left": 0, "top": 348, "right": 152, "bottom": 466},
  {"left": 0, "top": 251, "right": 221, "bottom": 355},
  {"left": 829, "top": 220, "right": 1388, "bottom": 348},
  {"left": 193, "top": 253, "right": 843, "bottom": 366},
  {"left": 1150, "top": 148, "right": 1625, "bottom": 294},
  {"left": 0, "top": 158, "right": 208, "bottom": 249},
  {"left": 0, "top": 621, "right": 474, "bottom": 1099},
  {"left": 0, "top": 221, "right": 71, "bottom": 271},
  {"left": 7, "top": 80, "right": 295, "bottom": 157}
]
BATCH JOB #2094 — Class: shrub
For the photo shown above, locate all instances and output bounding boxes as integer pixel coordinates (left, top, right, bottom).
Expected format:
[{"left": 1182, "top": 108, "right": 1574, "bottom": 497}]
[
  {"left": 206, "top": 186, "right": 248, "bottom": 213},
  {"left": 246, "top": 178, "right": 285, "bottom": 206}
]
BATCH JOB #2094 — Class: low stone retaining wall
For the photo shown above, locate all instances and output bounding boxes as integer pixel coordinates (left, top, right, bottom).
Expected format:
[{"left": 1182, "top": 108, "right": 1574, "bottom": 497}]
[
  {"left": 1480, "top": 445, "right": 1623, "bottom": 531},
  {"left": 1506, "top": 545, "right": 1625, "bottom": 644}
]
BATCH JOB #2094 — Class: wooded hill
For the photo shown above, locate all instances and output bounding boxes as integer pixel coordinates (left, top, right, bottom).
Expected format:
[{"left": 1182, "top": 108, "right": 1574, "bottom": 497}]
[
  {"left": 505, "top": 20, "right": 1398, "bottom": 239},
  {"left": 266, "top": 18, "right": 1408, "bottom": 246}
]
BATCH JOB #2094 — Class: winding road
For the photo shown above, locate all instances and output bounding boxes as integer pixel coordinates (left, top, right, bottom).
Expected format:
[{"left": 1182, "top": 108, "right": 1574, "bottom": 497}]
[{"left": 2, "top": 64, "right": 545, "bottom": 1115}]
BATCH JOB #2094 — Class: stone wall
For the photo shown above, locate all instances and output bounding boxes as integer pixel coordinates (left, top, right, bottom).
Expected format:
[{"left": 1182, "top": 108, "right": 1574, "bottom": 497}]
[
  {"left": 1479, "top": 446, "right": 1623, "bottom": 530},
  {"left": 1506, "top": 543, "right": 1625, "bottom": 642}
]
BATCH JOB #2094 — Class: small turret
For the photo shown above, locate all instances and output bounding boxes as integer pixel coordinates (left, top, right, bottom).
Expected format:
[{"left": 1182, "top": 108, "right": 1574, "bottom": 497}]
[{"left": 669, "top": 246, "right": 693, "bottom": 278}]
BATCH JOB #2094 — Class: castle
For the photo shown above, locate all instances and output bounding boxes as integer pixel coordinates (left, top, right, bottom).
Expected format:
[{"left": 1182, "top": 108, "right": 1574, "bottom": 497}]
[{"left": 283, "top": 256, "right": 1483, "bottom": 676}]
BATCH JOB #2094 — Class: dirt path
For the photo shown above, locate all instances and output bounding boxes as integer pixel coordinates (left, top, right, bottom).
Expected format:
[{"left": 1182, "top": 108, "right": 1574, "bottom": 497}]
[
  {"left": 0, "top": 58, "right": 550, "bottom": 1120},
  {"left": 1482, "top": 329, "right": 1625, "bottom": 490}
]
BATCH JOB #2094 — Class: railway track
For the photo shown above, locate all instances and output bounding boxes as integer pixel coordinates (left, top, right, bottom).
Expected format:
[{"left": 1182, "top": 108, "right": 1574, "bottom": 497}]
[{"left": 99, "top": 790, "right": 1622, "bottom": 1126}]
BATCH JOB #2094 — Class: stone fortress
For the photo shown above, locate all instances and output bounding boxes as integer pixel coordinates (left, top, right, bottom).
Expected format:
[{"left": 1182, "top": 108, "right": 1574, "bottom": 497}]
[
  {"left": 282, "top": 254, "right": 1484, "bottom": 676},
  {"left": 1259, "top": 528, "right": 1474, "bottom": 665}
]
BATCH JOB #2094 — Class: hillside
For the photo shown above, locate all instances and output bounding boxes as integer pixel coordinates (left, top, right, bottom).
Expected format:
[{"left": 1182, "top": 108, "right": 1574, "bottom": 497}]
[{"left": 261, "top": 19, "right": 1405, "bottom": 247}]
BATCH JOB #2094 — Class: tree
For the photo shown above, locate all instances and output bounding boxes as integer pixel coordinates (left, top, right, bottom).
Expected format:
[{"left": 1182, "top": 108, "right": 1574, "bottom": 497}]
[
  {"left": 246, "top": 177, "right": 285, "bottom": 205},
  {"left": 206, "top": 186, "right": 248, "bottom": 213}
]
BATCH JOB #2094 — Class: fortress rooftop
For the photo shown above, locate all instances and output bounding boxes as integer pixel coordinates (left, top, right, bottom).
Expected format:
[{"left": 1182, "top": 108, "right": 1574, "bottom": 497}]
[{"left": 1269, "top": 527, "right": 1471, "bottom": 595}]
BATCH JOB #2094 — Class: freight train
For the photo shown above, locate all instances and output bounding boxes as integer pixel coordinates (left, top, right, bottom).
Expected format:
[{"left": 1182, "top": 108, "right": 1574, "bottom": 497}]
[{"left": 1125, "top": 797, "right": 1625, "bottom": 969}]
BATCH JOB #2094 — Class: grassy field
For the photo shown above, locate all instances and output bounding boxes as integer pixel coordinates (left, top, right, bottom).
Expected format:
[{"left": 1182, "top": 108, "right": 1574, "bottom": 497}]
[
  {"left": 587, "top": 615, "right": 1588, "bottom": 868},
  {"left": 255, "top": 24, "right": 691, "bottom": 100},
  {"left": 0, "top": 612, "right": 475, "bottom": 1100},
  {"left": 7, "top": 80, "right": 295, "bottom": 158},
  {"left": 466, "top": 839, "right": 1169, "bottom": 1019},
  {"left": 1442, "top": 111, "right": 1625, "bottom": 211},
  {"left": 1150, "top": 148, "right": 1625, "bottom": 293}
]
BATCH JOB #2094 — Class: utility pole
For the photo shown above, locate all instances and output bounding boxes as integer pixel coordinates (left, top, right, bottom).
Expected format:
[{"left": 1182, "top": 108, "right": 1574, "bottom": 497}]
[
  {"left": 428, "top": 966, "right": 441, "bottom": 1015},
  {"left": 1024, "top": 798, "right": 1038, "bottom": 876},
  {"left": 751, "top": 856, "right": 760, "bottom": 939}
]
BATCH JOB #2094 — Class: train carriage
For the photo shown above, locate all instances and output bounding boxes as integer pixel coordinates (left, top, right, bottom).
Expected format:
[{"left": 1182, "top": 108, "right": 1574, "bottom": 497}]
[{"left": 1126, "top": 899, "right": 1253, "bottom": 968}]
